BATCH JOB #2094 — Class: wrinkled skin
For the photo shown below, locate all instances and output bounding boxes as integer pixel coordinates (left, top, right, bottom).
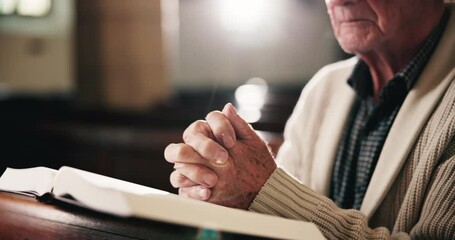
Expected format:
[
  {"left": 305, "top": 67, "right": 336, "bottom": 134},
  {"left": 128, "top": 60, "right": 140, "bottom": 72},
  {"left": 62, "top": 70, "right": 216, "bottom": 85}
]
[
  {"left": 165, "top": 103, "right": 276, "bottom": 209},
  {"left": 164, "top": 0, "right": 445, "bottom": 209},
  {"left": 326, "top": 0, "right": 445, "bottom": 98}
]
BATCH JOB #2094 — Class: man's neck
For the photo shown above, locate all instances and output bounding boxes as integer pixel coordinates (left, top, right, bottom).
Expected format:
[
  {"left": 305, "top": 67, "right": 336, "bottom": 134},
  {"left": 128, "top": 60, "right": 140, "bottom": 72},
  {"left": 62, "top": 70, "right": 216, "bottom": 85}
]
[{"left": 359, "top": 5, "right": 446, "bottom": 100}]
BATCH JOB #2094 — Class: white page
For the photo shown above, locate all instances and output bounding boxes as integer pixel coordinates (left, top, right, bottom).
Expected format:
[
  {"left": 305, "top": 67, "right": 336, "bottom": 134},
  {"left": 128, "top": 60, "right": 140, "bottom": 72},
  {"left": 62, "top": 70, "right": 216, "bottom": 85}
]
[
  {"left": 127, "top": 192, "right": 325, "bottom": 240},
  {"left": 57, "top": 166, "right": 168, "bottom": 196},
  {"left": 53, "top": 167, "right": 325, "bottom": 240},
  {"left": 0, "top": 167, "right": 57, "bottom": 196},
  {"left": 52, "top": 166, "right": 172, "bottom": 216}
]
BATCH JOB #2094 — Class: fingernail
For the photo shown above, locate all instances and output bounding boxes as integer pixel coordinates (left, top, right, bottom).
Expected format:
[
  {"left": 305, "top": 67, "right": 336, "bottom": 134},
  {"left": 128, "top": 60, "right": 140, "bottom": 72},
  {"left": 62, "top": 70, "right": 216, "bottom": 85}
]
[
  {"left": 222, "top": 133, "right": 235, "bottom": 148},
  {"left": 214, "top": 149, "right": 228, "bottom": 165},
  {"left": 203, "top": 174, "right": 217, "bottom": 187},
  {"left": 199, "top": 187, "right": 209, "bottom": 200}
]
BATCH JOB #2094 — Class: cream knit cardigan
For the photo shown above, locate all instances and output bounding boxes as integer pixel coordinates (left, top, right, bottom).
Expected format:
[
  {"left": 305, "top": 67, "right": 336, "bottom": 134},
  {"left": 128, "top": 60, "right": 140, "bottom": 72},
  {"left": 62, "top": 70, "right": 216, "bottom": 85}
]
[{"left": 250, "top": 4, "right": 455, "bottom": 239}]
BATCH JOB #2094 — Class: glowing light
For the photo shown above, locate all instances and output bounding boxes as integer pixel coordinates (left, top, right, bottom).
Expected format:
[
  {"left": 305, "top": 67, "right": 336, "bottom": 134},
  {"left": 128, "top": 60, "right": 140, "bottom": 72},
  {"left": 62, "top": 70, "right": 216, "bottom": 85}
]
[
  {"left": 219, "top": 0, "right": 270, "bottom": 32},
  {"left": 235, "top": 78, "right": 268, "bottom": 123},
  {"left": 238, "top": 108, "right": 262, "bottom": 123},
  {"left": 0, "top": 0, "right": 17, "bottom": 14},
  {"left": 17, "top": 0, "right": 51, "bottom": 17}
]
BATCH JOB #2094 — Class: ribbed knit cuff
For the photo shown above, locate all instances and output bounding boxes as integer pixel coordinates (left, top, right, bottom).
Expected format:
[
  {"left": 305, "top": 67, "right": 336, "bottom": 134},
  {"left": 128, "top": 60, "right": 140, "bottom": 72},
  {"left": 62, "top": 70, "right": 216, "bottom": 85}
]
[
  {"left": 249, "top": 168, "right": 322, "bottom": 222},
  {"left": 249, "top": 168, "right": 392, "bottom": 239}
]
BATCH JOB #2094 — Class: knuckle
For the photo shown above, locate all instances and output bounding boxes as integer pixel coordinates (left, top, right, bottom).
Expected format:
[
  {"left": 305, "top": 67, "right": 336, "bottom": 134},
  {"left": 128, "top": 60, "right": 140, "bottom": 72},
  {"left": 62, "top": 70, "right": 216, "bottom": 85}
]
[
  {"left": 192, "top": 167, "right": 206, "bottom": 181},
  {"left": 206, "top": 114, "right": 224, "bottom": 132},
  {"left": 178, "top": 164, "right": 202, "bottom": 183},
  {"left": 205, "top": 111, "right": 222, "bottom": 121},
  {"left": 193, "top": 120, "right": 208, "bottom": 132},
  {"left": 177, "top": 172, "right": 190, "bottom": 185},
  {"left": 182, "top": 120, "right": 206, "bottom": 143},
  {"left": 199, "top": 139, "right": 214, "bottom": 156},
  {"left": 180, "top": 187, "right": 199, "bottom": 199},
  {"left": 191, "top": 120, "right": 205, "bottom": 129},
  {"left": 173, "top": 162, "right": 186, "bottom": 169},
  {"left": 188, "top": 186, "right": 200, "bottom": 199},
  {"left": 175, "top": 145, "right": 192, "bottom": 160}
]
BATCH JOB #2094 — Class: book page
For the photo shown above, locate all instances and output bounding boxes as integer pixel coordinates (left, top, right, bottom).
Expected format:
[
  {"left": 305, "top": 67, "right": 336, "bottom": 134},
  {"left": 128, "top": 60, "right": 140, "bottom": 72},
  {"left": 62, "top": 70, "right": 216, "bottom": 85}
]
[
  {"left": 127, "top": 192, "right": 325, "bottom": 240},
  {"left": 52, "top": 166, "right": 324, "bottom": 240},
  {"left": 52, "top": 166, "right": 171, "bottom": 216},
  {"left": 0, "top": 167, "right": 58, "bottom": 197},
  {"left": 58, "top": 166, "right": 168, "bottom": 196}
]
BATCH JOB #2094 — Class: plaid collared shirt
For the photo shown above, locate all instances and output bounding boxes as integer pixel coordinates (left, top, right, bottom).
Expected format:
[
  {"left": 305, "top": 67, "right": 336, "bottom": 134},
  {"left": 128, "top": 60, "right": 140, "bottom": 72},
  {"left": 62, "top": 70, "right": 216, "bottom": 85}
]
[{"left": 330, "top": 12, "right": 449, "bottom": 210}]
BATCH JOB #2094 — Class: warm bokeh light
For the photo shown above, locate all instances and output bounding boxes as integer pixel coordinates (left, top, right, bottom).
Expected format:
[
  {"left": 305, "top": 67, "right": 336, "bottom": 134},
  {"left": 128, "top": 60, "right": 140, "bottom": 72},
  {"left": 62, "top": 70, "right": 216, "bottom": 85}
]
[
  {"left": 235, "top": 77, "right": 268, "bottom": 123},
  {"left": 17, "top": 0, "right": 51, "bottom": 17},
  {"left": 0, "top": 0, "right": 16, "bottom": 14},
  {"left": 238, "top": 108, "right": 262, "bottom": 123},
  {"left": 218, "top": 0, "right": 271, "bottom": 32}
]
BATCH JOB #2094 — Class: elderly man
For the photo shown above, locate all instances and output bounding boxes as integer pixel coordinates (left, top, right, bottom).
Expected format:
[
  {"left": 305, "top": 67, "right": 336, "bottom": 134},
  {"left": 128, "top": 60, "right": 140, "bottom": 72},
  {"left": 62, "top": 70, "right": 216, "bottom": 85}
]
[{"left": 165, "top": 0, "right": 455, "bottom": 238}]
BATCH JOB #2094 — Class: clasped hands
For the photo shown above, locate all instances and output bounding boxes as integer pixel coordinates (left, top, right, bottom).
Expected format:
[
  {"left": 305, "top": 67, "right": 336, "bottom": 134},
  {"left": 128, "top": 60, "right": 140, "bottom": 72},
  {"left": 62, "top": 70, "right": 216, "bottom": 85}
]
[{"left": 164, "top": 103, "right": 277, "bottom": 209}]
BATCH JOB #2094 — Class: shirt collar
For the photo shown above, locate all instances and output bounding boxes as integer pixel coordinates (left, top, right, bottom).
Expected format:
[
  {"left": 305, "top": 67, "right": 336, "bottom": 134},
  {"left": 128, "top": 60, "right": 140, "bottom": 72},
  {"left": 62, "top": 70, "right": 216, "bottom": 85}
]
[{"left": 347, "top": 10, "right": 449, "bottom": 102}]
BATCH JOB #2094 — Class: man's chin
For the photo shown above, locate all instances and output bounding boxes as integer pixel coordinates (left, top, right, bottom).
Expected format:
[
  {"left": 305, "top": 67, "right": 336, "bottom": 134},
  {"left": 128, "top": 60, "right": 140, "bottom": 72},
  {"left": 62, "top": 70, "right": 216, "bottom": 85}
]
[
  {"left": 336, "top": 32, "right": 382, "bottom": 56},
  {"left": 338, "top": 44, "right": 359, "bottom": 55},
  {"left": 339, "top": 47, "right": 355, "bottom": 55},
  {"left": 338, "top": 40, "right": 374, "bottom": 56}
]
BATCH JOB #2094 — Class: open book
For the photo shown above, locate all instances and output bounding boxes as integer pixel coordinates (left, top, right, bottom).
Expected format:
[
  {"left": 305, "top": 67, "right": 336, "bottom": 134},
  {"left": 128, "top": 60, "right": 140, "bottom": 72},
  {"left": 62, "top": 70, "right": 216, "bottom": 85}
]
[{"left": 0, "top": 166, "right": 324, "bottom": 240}]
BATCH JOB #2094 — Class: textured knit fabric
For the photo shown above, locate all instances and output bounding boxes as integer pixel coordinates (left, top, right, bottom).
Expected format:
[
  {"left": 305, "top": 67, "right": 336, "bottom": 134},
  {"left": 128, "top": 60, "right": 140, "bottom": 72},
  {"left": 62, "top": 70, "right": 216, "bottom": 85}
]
[
  {"left": 249, "top": 4, "right": 455, "bottom": 239},
  {"left": 331, "top": 15, "right": 447, "bottom": 210},
  {"left": 251, "top": 81, "right": 455, "bottom": 239}
]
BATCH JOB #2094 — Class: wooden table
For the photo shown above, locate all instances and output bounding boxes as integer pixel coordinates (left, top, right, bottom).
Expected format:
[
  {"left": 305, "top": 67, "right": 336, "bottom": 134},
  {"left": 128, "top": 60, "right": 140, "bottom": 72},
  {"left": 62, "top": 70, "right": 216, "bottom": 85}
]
[{"left": 0, "top": 192, "right": 264, "bottom": 240}]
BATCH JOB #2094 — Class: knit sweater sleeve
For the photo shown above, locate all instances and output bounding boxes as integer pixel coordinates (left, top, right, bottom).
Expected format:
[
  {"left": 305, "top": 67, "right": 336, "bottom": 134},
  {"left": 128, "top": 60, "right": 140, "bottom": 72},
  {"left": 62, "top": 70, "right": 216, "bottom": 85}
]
[
  {"left": 249, "top": 168, "right": 392, "bottom": 239},
  {"left": 249, "top": 163, "right": 455, "bottom": 240}
]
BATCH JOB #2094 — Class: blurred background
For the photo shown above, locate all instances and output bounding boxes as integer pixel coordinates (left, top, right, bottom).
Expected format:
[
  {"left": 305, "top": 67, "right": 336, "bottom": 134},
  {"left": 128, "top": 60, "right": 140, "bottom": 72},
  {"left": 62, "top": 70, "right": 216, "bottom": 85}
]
[{"left": 0, "top": 0, "right": 347, "bottom": 192}]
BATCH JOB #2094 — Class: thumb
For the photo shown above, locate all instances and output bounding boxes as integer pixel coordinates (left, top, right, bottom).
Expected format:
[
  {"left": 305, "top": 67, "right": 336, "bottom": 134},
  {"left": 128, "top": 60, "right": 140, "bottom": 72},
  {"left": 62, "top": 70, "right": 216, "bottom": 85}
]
[{"left": 222, "top": 103, "right": 256, "bottom": 139}]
